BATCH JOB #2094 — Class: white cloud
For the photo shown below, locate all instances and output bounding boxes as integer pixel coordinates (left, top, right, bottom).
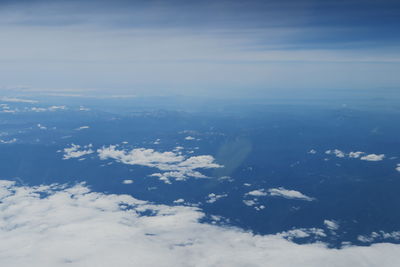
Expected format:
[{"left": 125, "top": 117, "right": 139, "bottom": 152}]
[
  {"left": 268, "top": 187, "right": 314, "bottom": 201},
  {"left": 0, "top": 180, "right": 399, "bottom": 267},
  {"left": 360, "top": 154, "right": 385, "bottom": 162},
  {"left": 173, "top": 199, "right": 185, "bottom": 204},
  {"left": 0, "top": 97, "right": 37, "bottom": 103},
  {"left": 185, "top": 136, "right": 195, "bottom": 140},
  {"left": 49, "top": 105, "right": 66, "bottom": 111},
  {"left": 349, "top": 151, "right": 364, "bottom": 158},
  {"left": 396, "top": 164, "right": 400, "bottom": 172},
  {"left": 358, "top": 231, "right": 400, "bottom": 243},
  {"left": 97, "top": 145, "right": 222, "bottom": 183},
  {"left": 246, "top": 189, "right": 267, "bottom": 197},
  {"left": 278, "top": 228, "right": 326, "bottom": 240},
  {"left": 0, "top": 138, "right": 17, "bottom": 144},
  {"left": 153, "top": 139, "right": 161, "bottom": 145},
  {"left": 75, "top": 126, "right": 90, "bottom": 131},
  {"left": 325, "top": 149, "right": 345, "bottom": 158},
  {"left": 243, "top": 199, "right": 257, "bottom": 207},
  {"left": 325, "top": 149, "right": 386, "bottom": 162},
  {"left": 324, "top": 220, "right": 339, "bottom": 231},
  {"left": 79, "top": 106, "right": 90, "bottom": 111},
  {"left": 218, "top": 176, "right": 234, "bottom": 182},
  {"left": 206, "top": 193, "right": 227, "bottom": 204},
  {"left": 63, "top": 144, "right": 94, "bottom": 160},
  {"left": 308, "top": 149, "right": 317, "bottom": 154},
  {"left": 37, "top": 123, "right": 47, "bottom": 130},
  {"left": 31, "top": 106, "right": 66, "bottom": 112},
  {"left": 122, "top": 179, "right": 134, "bottom": 184}
]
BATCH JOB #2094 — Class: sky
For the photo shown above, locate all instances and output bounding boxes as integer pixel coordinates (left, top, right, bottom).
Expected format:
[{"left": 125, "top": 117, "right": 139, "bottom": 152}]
[{"left": 0, "top": 0, "right": 399, "bottom": 98}]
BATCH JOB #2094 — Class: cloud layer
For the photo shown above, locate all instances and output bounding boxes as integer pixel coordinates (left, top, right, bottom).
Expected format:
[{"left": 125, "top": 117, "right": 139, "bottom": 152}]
[{"left": 0, "top": 180, "right": 399, "bottom": 267}]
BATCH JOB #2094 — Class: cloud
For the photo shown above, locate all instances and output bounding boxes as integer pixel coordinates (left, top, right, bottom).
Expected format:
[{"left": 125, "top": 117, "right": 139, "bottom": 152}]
[
  {"left": 153, "top": 139, "right": 161, "bottom": 145},
  {"left": 0, "top": 97, "right": 37, "bottom": 103},
  {"left": 122, "top": 179, "right": 134, "bottom": 184},
  {"left": 37, "top": 123, "right": 47, "bottom": 130},
  {"left": 246, "top": 189, "right": 267, "bottom": 197},
  {"left": 360, "top": 154, "right": 385, "bottom": 162},
  {"left": 75, "top": 126, "right": 90, "bottom": 131},
  {"left": 173, "top": 198, "right": 185, "bottom": 204},
  {"left": 325, "top": 149, "right": 386, "bottom": 162},
  {"left": 324, "top": 220, "right": 339, "bottom": 231},
  {"left": 63, "top": 144, "right": 94, "bottom": 160},
  {"left": 396, "top": 164, "right": 400, "bottom": 172},
  {"left": 31, "top": 106, "right": 66, "bottom": 112},
  {"left": 349, "top": 151, "right": 364, "bottom": 158},
  {"left": 0, "top": 138, "right": 17, "bottom": 144},
  {"left": 97, "top": 145, "right": 222, "bottom": 183},
  {"left": 268, "top": 187, "right": 314, "bottom": 201},
  {"left": 206, "top": 193, "right": 227, "bottom": 204},
  {"left": 278, "top": 228, "right": 326, "bottom": 241},
  {"left": 0, "top": 104, "right": 16, "bottom": 113},
  {"left": 246, "top": 187, "right": 314, "bottom": 202},
  {"left": 0, "top": 180, "right": 399, "bottom": 267},
  {"left": 358, "top": 231, "right": 400, "bottom": 243},
  {"left": 243, "top": 199, "right": 257, "bottom": 206},
  {"left": 325, "top": 149, "right": 345, "bottom": 158},
  {"left": 185, "top": 136, "right": 195, "bottom": 140},
  {"left": 0, "top": 103, "right": 67, "bottom": 114}
]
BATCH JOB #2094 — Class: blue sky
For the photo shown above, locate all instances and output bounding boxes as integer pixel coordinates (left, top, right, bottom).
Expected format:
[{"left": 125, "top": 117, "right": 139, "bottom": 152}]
[{"left": 0, "top": 0, "right": 399, "bottom": 98}]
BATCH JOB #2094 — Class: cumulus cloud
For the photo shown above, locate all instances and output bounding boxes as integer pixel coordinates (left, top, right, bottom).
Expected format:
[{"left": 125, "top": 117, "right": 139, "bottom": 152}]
[
  {"left": 358, "top": 231, "right": 400, "bottom": 243},
  {"left": 396, "top": 164, "right": 400, "bottom": 172},
  {"left": 246, "top": 189, "right": 267, "bottom": 197},
  {"left": 206, "top": 193, "right": 227, "bottom": 204},
  {"left": 243, "top": 190, "right": 267, "bottom": 210},
  {"left": 97, "top": 145, "right": 222, "bottom": 183},
  {"left": 268, "top": 187, "right": 314, "bottom": 201},
  {"left": 325, "top": 149, "right": 386, "bottom": 162},
  {"left": 325, "top": 149, "right": 345, "bottom": 158},
  {"left": 278, "top": 228, "right": 326, "bottom": 241},
  {"left": 122, "top": 179, "right": 134, "bottom": 184},
  {"left": 63, "top": 144, "right": 94, "bottom": 160},
  {"left": 0, "top": 180, "right": 399, "bottom": 267},
  {"left": 243, "top": 199, "right": 257, "bottom": 206},
  {"left": 360, "top": 154, "right": 385, "bottom": 162},
  {"left": 185, "top": 136, "right": 196, "bottom": 140}
]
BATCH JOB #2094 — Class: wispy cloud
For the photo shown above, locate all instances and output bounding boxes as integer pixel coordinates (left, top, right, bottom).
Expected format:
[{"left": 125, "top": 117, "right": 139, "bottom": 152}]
[
  {"left": 0, "top": 97, "right": 37, "bottom": 103},
  {"left": 0, "top": 1, "right": 399, "bottom": 96},
  {"left": 268, "top": 187, "right": 314, "bottom": 201}
]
